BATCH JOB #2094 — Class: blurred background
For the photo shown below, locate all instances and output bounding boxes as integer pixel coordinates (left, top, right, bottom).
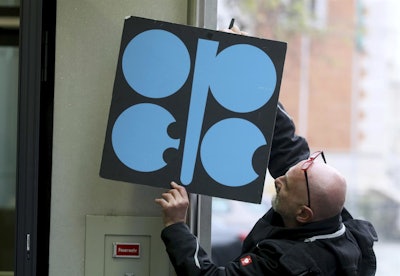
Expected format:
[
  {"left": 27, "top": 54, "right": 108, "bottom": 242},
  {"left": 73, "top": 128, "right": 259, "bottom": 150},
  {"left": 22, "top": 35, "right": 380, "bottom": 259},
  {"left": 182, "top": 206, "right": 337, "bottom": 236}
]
[{"left": 212, "top": 0, "right": 400, "bottom": 274}]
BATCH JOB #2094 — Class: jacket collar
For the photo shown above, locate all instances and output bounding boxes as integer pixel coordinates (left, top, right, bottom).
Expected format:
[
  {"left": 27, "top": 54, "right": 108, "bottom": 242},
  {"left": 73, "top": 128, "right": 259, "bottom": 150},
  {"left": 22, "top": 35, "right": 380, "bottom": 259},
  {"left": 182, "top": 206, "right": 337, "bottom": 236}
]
[{"left": 242, "top": 208, "right": 342, "bottom": 252}]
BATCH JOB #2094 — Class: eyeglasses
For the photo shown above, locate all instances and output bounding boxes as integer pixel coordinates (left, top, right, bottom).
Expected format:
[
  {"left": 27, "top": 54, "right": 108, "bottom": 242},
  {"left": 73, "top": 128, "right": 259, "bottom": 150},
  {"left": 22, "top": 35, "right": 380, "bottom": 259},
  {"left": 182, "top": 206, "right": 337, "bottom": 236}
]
[{"left": 301, "top": 151, "right": 327, "bottom": 208}]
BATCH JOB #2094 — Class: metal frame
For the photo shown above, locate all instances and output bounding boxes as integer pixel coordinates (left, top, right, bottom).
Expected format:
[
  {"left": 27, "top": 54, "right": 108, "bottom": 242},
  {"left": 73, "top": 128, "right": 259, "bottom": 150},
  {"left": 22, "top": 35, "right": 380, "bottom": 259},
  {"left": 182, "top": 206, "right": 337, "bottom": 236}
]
[
  {"left": 186, "top": 0, "right": 218, "bottom": 256},
  {"left": 15, "top": 1, "right": 43, "bottom": 273},
  {"left": 15, "top": 0, "right": 55, "bottom": 275}
]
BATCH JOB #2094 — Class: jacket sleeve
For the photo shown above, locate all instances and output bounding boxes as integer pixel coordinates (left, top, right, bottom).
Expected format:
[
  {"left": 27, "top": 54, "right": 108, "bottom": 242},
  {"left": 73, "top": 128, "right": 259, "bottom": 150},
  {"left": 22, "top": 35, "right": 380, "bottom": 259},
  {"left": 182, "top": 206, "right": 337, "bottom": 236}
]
[
  {"left": 268, "top": 102, "right": 310, "bottom": 178},
  {"left": 161, "top": 222, "right": 223, "bottom": 275},
  {"left": 161, "top": 223, "right": 282, "bottom": 276}
]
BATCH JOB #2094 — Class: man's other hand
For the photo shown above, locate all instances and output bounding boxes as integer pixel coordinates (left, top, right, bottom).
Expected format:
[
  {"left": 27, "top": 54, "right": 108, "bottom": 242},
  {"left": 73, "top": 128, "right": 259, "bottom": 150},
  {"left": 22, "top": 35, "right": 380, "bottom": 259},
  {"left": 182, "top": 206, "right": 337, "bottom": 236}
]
[{"left": 155, "top": 181, "right": 189, "bottom": 227}]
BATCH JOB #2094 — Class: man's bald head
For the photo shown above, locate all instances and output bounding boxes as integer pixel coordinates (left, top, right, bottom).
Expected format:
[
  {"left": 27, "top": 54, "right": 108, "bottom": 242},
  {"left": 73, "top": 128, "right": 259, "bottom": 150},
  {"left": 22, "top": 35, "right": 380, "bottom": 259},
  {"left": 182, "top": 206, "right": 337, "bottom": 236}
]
[
  {"left": 272, "top": 157, "right": 347, "bottom": 227},
  {"left": 300, "top": 160, "right": 347, "bottom": 221}
]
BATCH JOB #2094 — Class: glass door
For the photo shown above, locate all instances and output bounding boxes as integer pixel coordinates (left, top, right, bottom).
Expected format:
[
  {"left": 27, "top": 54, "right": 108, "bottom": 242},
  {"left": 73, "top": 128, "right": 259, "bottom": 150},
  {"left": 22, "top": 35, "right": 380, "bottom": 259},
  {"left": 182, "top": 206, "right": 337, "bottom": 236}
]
[{"left": 0, "top": 2, "right": 19, "bottom": 275}]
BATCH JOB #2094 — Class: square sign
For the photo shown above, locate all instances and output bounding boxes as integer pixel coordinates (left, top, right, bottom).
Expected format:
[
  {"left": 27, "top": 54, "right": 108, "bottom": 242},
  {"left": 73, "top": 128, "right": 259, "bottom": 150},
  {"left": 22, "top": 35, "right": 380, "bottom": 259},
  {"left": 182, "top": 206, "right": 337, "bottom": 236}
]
[
  {"left": 100, "top": 16, "right": 287, "bottom": 203},
  {"left": 112, "top": 242, "right": 140, "bottom": 258}
]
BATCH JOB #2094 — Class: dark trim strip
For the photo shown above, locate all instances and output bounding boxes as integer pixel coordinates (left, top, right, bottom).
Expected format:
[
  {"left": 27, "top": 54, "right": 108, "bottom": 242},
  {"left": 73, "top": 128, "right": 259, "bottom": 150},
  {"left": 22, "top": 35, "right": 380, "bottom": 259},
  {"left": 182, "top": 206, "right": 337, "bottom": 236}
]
[
  {"left": 0, "top": 7, "right": 20, "bottom": 17},
  {"left": 16, "top": 0, "right": 55, "bottom": 274},
  {"left": 0, "top": 27, "right": 19, "bottom": 45}
]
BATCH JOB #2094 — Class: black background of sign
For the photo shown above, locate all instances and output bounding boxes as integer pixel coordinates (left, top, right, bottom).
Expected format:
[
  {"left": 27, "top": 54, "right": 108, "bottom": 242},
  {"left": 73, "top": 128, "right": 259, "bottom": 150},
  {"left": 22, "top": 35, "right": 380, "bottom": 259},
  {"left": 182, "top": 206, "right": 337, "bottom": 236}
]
[{"left": 100, "top": 16, "right": 286, "bottom": 203}]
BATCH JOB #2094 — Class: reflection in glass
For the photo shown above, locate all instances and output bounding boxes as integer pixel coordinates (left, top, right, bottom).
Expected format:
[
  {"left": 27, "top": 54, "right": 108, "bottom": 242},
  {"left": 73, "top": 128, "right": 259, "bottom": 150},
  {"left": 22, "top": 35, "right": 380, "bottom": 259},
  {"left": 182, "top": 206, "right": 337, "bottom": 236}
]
[{"left": 0, "top": 46, "right": 18, "bottom": 272}]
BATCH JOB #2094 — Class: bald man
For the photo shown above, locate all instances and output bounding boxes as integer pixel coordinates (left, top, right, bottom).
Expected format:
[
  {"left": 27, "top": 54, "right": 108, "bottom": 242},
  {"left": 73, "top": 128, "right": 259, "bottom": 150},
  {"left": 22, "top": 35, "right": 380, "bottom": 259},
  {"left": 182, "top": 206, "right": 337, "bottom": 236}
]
[
  {"left": 155, "top": 152, "right": 378, "bottom": 275},
  {"left": 271, "top": 160, "right": 346, "bottom": 228}
]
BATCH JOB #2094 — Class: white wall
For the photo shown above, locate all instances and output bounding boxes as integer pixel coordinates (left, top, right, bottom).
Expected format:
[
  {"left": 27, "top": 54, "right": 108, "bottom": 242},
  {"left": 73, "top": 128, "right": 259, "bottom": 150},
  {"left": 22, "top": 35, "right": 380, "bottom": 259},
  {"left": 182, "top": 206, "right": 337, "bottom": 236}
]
[{"left": 50, "top": 1, "right": 191, "bottom": 275}]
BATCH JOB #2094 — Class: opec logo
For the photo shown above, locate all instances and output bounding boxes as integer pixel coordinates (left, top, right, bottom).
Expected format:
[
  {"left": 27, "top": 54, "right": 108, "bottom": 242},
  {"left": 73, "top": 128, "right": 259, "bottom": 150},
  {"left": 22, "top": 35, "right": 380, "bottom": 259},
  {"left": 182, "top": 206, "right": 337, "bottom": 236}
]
[{"left": 100, "top": 16, "right": 286, "bottom": 203}]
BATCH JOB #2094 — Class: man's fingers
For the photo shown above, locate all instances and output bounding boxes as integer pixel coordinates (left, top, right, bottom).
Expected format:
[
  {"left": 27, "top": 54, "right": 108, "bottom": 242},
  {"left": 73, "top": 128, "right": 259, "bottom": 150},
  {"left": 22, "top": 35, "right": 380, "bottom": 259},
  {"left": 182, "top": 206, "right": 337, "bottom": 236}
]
[
  {"left": 155, "top": 191, "right": 176, "bottom": 206},
  {"left": 155, "top": 183, "right": 187, "bottom": 204},
  {"left": 170, "top": 181, "right": 179, "bottom": 187},
  {"left": 154, "top": 197, "right": 167, "bottom": 206},
  {"left": 231, "top": 25, "right": 241, "bottom": 33},
  {"left": 221, "top": 28, "right": 235, "bottom": 34},
  {"left": 170, "top": 181, "right": 189, "bottom": 199},
  {"left": 155, "top": 181, "right": 190, "bottom": 227},
  {"left": 220, "top": 24, "right": 249, "bottom": 36},
  {"left": 155, "top": 181, "right": 189, "bottom": 209}
]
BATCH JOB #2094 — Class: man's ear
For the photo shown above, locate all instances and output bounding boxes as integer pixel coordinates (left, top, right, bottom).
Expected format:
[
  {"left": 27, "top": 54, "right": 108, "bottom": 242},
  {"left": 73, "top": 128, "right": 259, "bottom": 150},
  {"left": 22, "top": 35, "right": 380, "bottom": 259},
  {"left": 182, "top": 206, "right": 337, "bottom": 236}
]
[{"left": 296, "top": 206, "right": 313, "bottom": 224}]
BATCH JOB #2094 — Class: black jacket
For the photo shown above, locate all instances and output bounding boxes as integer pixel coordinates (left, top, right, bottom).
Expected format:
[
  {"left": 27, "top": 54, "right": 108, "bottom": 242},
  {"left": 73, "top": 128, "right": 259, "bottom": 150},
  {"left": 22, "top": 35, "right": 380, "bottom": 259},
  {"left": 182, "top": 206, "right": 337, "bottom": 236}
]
[
  {"left": 268, "top": 102, "right": 309, "bottom": 178},
  {"left": 161, "top": 208, "right": 378, "bottom": 275}
]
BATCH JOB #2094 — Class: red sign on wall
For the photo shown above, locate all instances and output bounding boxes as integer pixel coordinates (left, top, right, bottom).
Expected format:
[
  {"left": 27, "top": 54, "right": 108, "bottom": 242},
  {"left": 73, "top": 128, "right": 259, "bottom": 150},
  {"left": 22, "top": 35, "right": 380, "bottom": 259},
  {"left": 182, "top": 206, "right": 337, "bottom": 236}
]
[{"left": 112, "top": 242, "right": 140, "bottom": 258}]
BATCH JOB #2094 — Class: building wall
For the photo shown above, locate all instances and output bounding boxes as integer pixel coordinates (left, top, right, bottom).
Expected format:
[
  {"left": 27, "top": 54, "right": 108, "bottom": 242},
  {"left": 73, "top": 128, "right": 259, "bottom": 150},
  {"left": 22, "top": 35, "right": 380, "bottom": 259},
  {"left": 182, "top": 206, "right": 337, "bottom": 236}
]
[
  {"left": 224, "top": 0, "right": 358, "bottom": 151},
  {"left": 49, "top": 1, "right": 203, "bottom": 275},
  {"left": 279, "top": 0, "right": 357, "bottom": 151}
]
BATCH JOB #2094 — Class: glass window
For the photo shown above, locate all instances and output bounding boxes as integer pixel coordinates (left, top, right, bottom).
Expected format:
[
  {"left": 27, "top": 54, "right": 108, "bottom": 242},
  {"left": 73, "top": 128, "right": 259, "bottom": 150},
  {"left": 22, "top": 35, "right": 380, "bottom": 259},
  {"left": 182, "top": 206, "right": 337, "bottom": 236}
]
[
  {"left": 0, "top": 42, "right": 18, "bottom": 276},
  {"left": 0, "top": 2, "right": 19, "bottom": 274}
]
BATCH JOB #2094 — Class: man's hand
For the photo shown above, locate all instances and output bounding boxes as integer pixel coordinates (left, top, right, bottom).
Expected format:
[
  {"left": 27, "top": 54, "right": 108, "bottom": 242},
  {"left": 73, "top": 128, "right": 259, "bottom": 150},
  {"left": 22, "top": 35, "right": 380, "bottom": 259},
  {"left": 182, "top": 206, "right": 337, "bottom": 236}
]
[
  {"left": 221, "top": 24, "right": 249, "bottom": 36},
  {"left": 155, "top": 181, "right": 189, "bottom": 227}
]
